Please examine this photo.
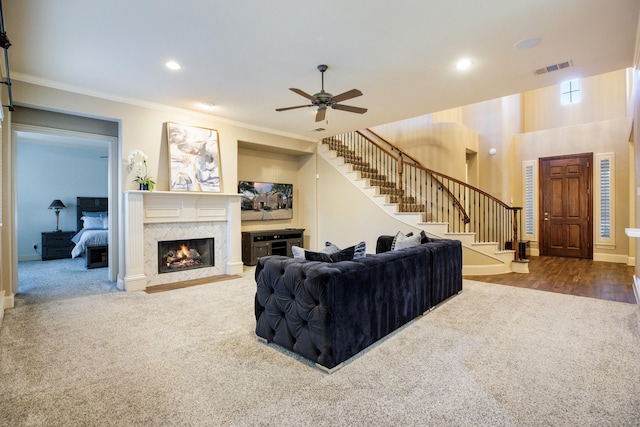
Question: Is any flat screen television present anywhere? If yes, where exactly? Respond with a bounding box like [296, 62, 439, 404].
[239, 180, 293, 221]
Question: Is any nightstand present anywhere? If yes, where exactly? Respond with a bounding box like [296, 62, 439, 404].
[41, 231, 75, 261]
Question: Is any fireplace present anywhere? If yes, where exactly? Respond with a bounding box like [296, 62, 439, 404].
[158, 238, 214, 274]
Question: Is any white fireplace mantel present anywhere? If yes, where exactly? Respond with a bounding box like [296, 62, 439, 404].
[122, 191, 243, 291]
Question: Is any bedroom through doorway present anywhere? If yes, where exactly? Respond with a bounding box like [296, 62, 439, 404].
[12, 107, 120, 302]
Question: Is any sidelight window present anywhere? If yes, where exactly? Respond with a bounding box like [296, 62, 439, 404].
[595, 153, 615, 247]
[522, 160, 537, 240]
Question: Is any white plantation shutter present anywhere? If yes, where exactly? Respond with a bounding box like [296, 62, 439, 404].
[524, 164, 534, 235]
[596, 153, 615, 247]
[599, 159, 610, 238]
[522, 160, 537, 239]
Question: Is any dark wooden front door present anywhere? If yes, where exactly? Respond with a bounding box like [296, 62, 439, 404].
[539, 153, 592, 259]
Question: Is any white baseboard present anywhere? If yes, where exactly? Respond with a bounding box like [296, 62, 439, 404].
[3, 291, 14, 309]
[0, 290, 4, 329]
[462, 264, 511, 275]
[634, 276, 640, 308]
[18, 254, 41, 262]
[593, 253, 629, 264]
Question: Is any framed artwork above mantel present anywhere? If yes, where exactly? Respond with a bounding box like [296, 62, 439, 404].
[166, 122, 222, 192]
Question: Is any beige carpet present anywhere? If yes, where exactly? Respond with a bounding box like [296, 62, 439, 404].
[1, 267, 640, 426]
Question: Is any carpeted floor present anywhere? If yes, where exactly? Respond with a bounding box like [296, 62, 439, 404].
[1, 264, 640, 426]
[14, 258, 118, 306]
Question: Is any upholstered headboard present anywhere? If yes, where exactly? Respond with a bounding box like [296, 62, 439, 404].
[76, 197, 108, 231]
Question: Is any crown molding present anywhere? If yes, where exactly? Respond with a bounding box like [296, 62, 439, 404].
[11, 72, 317, 143]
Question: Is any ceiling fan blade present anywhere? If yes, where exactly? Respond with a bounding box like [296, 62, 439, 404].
[331, 89, 362, 103]
[289, 88, 315, 101]
[315, 107, 327, 122]
[275, 104, 312, 112]
[332, 104, 368, 114]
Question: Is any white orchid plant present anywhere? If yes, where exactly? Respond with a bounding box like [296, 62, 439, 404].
[127, 149, 155, 190]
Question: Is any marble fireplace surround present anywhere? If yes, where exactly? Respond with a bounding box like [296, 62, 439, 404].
[122, 191, 243, 291]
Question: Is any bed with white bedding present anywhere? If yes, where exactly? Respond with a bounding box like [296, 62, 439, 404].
[71, 197, 108, 262]
[71, 228, 108, 258]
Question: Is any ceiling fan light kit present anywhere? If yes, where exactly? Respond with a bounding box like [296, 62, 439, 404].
[276, 64, 367, 122]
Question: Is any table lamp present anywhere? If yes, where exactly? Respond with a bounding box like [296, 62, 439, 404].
[48, 199, 66, 232]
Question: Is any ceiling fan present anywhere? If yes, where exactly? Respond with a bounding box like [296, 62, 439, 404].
[276, 64, 367, 122]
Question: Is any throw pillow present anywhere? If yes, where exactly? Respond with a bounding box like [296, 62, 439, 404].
[390, 231, 408, 250]
[391, 231, 421, 250]
[304, 250, 333, 262]
[322, 242, 341, 254]
[325, 241, 366, 259]
[82, 211, 107, 218]
[305, 245, 355, 262]
[291, 245, 305, 259]
[394, 233, 421, 250]
[353, 241, 366, 259]
[82, 216, 105, 230]
[328, 241, 367, 259]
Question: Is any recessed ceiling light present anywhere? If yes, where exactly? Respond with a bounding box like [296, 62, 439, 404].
[198, 102, 216, 110]
[456, 58, 473, 70]
[514, 37, 542, 50]
[165, 61, 181, 70]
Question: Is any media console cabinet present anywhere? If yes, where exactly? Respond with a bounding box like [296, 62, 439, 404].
[241, 228, 304, 266]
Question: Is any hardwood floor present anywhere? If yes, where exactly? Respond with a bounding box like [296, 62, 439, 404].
[464, 256, 637, 304]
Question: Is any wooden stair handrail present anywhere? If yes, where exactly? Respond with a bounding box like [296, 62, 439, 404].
[361, 128, 517, 213]
[324, 132, 521, 251]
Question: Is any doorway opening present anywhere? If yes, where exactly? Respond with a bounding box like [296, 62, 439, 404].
[12, 108, 120, 303]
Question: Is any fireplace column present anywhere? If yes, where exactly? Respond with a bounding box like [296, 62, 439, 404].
[123, 192, 146, 291]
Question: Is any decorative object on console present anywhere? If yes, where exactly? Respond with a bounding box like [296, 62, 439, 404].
[166, 122, 221, 192]
[239, 181, 293, 221]
[48, 199, 66, 232]
[127, 149, 155, 191]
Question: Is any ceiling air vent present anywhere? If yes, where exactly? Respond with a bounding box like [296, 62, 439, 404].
[314, 127, 326, 132]
[534, 60, 572, 75]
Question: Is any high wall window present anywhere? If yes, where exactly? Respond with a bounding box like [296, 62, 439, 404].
[595, 153, 615, 247]
[561, 79, 581, 105]
[522, 160, 537, 240]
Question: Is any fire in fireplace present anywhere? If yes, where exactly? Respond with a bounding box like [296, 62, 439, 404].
[158, 238, 214, 274]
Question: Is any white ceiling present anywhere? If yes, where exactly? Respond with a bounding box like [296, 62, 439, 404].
[4, 1, 640, 141]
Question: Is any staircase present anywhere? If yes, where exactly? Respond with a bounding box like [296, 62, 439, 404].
[320, 131, 528, 275]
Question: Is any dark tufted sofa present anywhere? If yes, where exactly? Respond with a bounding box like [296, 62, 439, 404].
[254, 237, 463, 370]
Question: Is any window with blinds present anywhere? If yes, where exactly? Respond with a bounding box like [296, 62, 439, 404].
[599, 159, 610, 238]
[522, 160, 536, 239]
[596, 153, 615, 247]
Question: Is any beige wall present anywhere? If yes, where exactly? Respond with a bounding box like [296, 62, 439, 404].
[511, 70, 632, 261]
[511, 118, 631, 259]
[355, 69, 633, 263]
[370, 119, 477, 182]
[462, 95, 523, 201]
[1, 80, 315, 305]
[523, 70, 627, 133]
[316, 154, 420, 253]
[237, 147, 316, 246]
[2, 68, 636, 305]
